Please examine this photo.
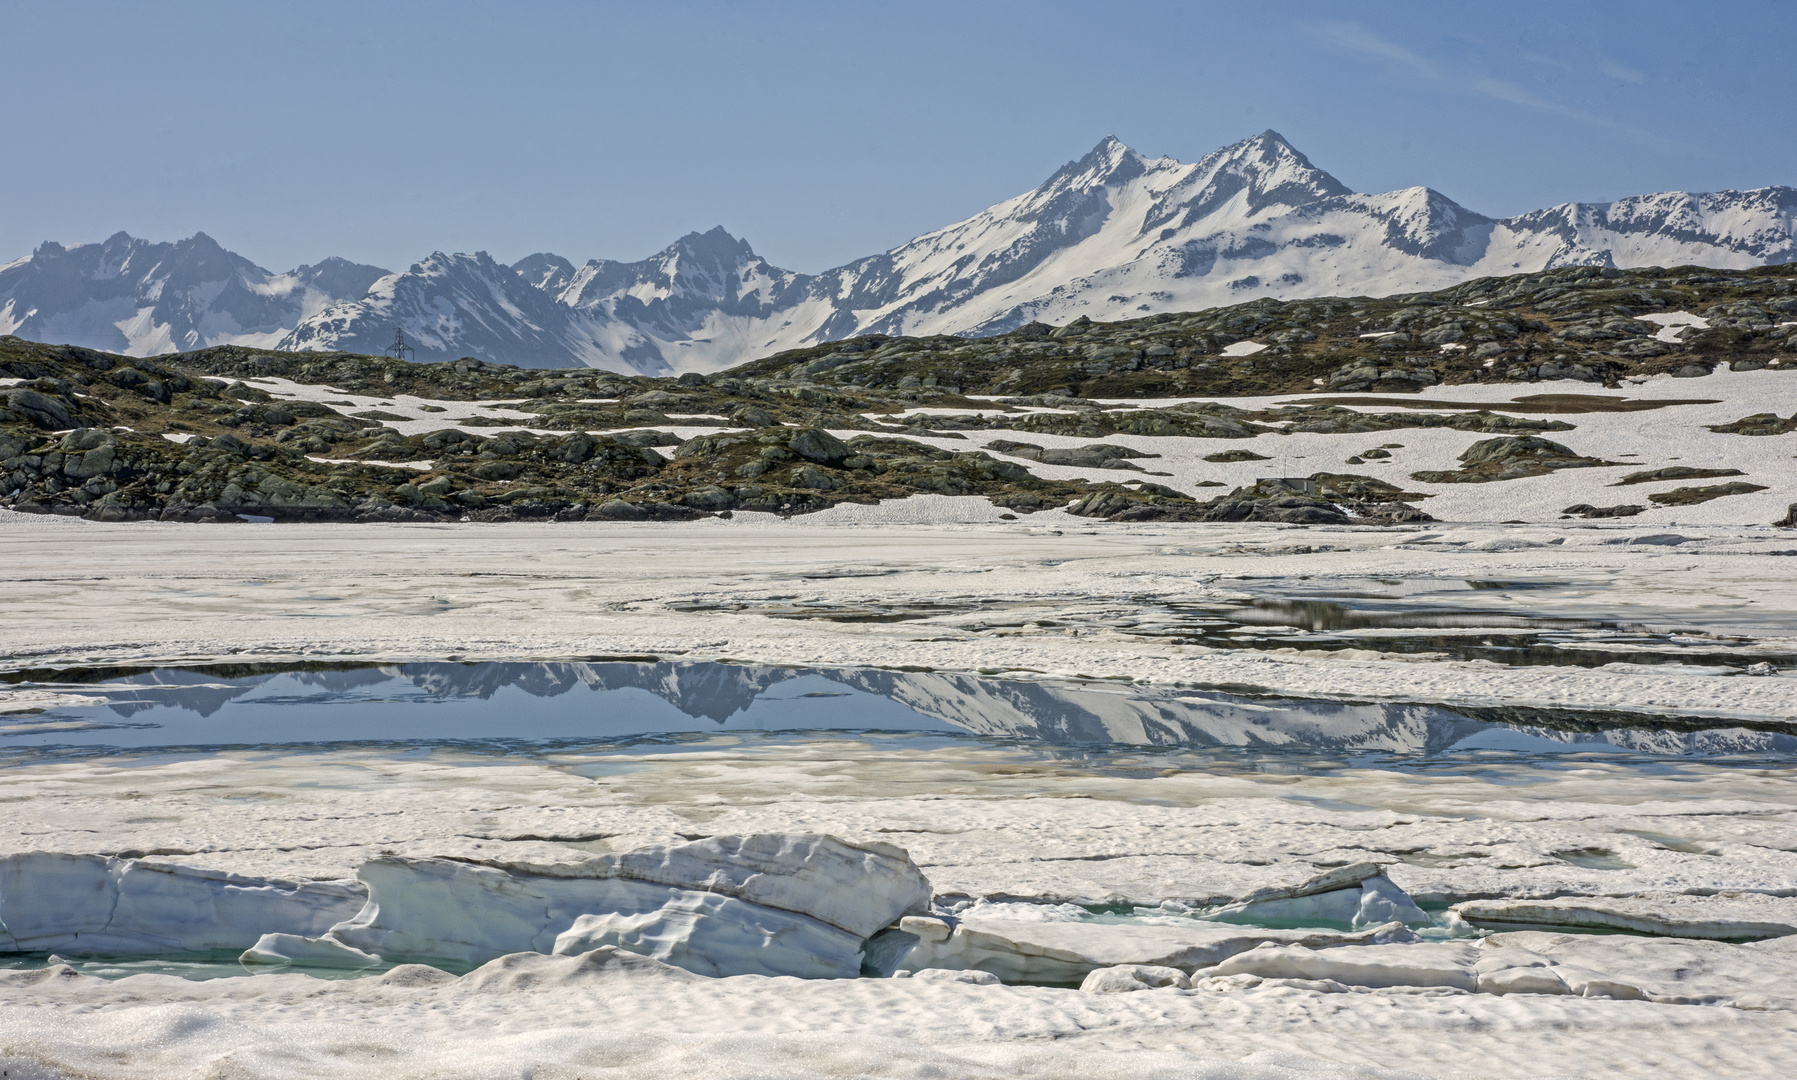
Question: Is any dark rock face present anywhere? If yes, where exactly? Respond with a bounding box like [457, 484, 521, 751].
[785, 428, 852, 466]
[0, 388, 74, 429]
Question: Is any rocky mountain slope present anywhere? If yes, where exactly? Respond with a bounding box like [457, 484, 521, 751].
[4, 134, 1793, 374]
[3, 261, 1794, 527]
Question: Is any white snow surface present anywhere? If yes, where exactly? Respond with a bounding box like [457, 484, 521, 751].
[1636, 311, 1713, 343]
[10, 942, 1796, 1080]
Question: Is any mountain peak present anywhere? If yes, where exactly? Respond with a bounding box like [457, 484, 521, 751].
[1086, 134, 1140, 171]
[513, 252, 579, 294]
[1140, 129, 1352, 227]
[1037, 135, 1147, 198]
[1210, 130, 1345, 191]
[667, 226, 755, 262]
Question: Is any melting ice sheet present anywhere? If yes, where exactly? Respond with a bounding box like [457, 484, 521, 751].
[4, 659, 1795, 756]
[6, 662, 1797, 1080]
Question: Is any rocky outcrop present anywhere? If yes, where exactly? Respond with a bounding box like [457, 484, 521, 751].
[1708, 412, 1797, 436]
[1563, 503, 1646, 518]
[1067, 474, 1433, 525]
[5, 256, 1795, 525]
[1612, 465, 1746, 485]
[1410, 436, 1618, 483]
[1647, 482, 1769, 506]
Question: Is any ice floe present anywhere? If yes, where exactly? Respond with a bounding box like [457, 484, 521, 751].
[1207, 862, 1432, 928]
[895, 915, 1419, 984]
[1449, 892, 1797, 940]
[6, 495, 1797, 1077]
[245, 834, 930, 977]
[0, 853, 364, 954]
[1203, 931, 1797, 1009]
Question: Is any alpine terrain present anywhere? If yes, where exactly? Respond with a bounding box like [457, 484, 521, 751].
[4, 131, 1794, 374]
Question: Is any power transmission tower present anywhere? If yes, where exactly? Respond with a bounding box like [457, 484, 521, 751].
[384, 328, 415, 362]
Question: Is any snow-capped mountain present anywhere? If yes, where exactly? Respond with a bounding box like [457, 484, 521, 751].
[5, 131, 1794, 373]
[517, 227, 816, 374]
[0, 231, 386, 356]
[280, 250, 600, 371]
[804, 131, 1796, 338]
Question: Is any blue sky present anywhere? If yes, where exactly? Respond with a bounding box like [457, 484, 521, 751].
[5, 0, 1792, 274]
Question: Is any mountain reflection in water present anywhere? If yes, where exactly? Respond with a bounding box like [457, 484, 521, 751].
[3, 661, 1793, 758]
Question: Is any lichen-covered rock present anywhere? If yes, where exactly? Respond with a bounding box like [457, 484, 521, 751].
[1068, 473, 1432, 525]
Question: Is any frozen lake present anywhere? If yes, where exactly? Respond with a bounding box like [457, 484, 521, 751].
[4, 515, 1797, 1078]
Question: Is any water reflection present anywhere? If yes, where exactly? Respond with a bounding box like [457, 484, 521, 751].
[3, 661, 1793, 758]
